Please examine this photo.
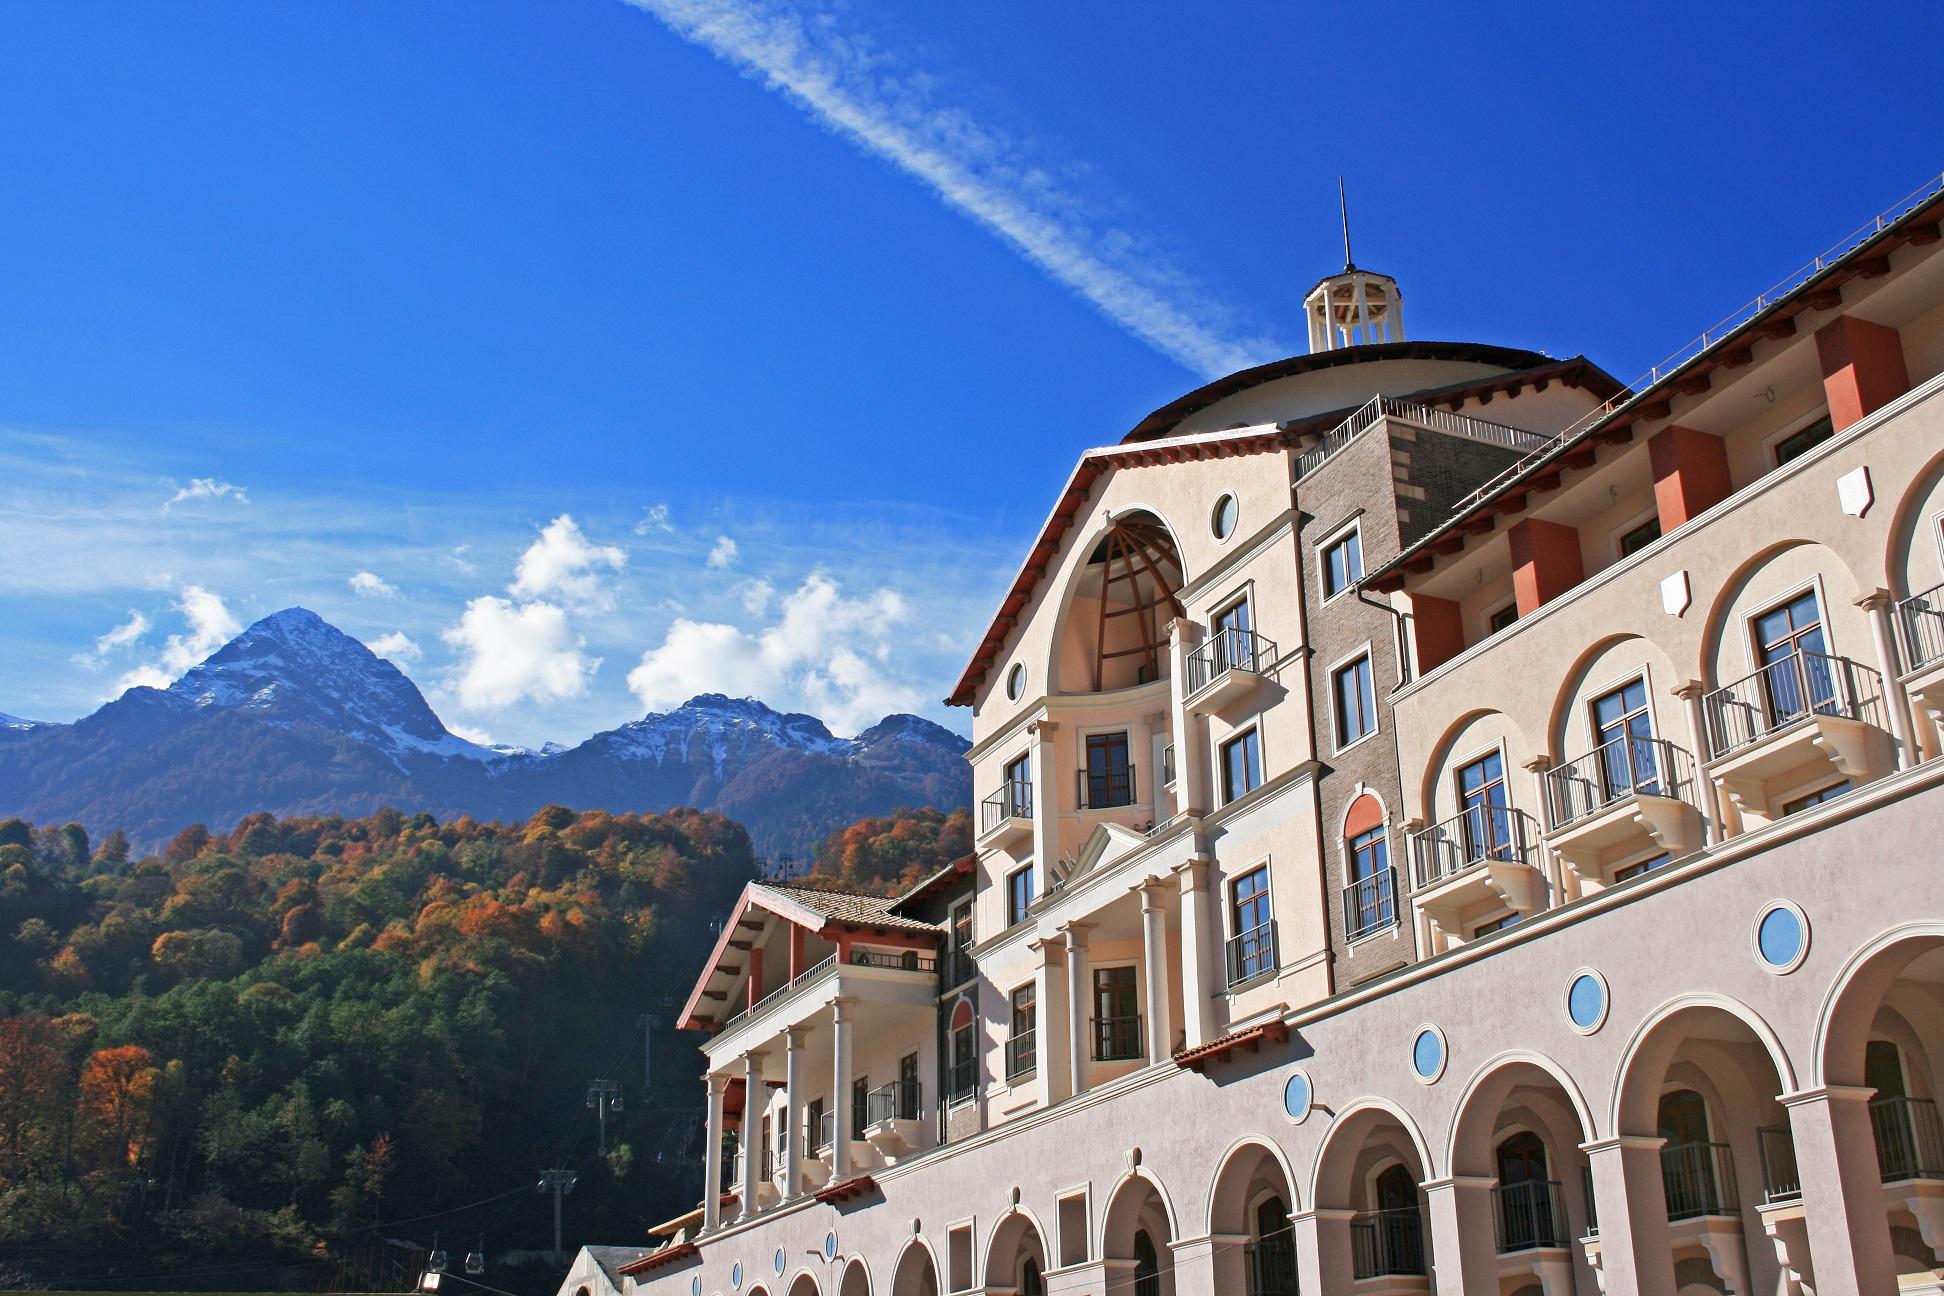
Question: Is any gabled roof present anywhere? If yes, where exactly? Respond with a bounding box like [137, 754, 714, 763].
[889, 853, 976, 915]
[585, 1246, 654, 1287]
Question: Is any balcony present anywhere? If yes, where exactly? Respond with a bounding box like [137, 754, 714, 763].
[1244, 1238, 1299, 1296]
[1078, 763, 1138, 811]
[1186, 627, 1278, 716]
[1093, 1014, 1144, 1062]
[1342, 868, 1398, 941]
[978, 781, 1033, 849]
[1661, 1139, 1738, 1220]
[1900, 581, 1944, 753]
[1703, 652, 1894, 824]
[1544, 737, 1705, 890]
[1349, 1207, 1426, 1284]
[861, 1080, 924, 1156]
[1495, 1180, 1570, 1253]
[1225, 920, 1277, 986]
[1410, 805, 1545, 941]
[710, 948, 938, 1059]
[1004, 1029, 1037, 1082]
[946, 1057, 977, 1107]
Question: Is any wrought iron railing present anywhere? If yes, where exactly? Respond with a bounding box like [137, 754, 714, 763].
[1343, 868, 1397, 940]
[1495, 1180, 1569, 1253]
[1757, 1123, 1801, 1202]
[1005, 1029, 1037, 1081]
[1093, 1014, 1144, 1062]
[848, 949, 936, 973]
[1547, 736, 1695, 828]
[863, 1080, 922, 1127]
[981, 782, 1033, 836]
[1871, 1095, 1944, 1182]
[1900, 581, 1944, 673]
[1187, 627, 1278, 695]
[946, 1057, 977, 1105]
[1226, 920, 1277, 985]
[1349, 1207, 1425, 1278]
[816, 1111, 836, 1155]
[1703, 651, 1882, 759]
[1078, 763, 1138, 810]
[1412, 804, 1536, 890]
[763, 1129, 788, 1181]
[1661, 1139, 1738, 1219]
[1243, 1237, 1299, 1296]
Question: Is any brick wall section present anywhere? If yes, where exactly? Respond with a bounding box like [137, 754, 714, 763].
[1390, 426, 1528, 548]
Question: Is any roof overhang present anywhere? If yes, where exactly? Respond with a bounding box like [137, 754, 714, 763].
[618, 1243, 699, 1277]
[1172, 1019, 1290, 1072]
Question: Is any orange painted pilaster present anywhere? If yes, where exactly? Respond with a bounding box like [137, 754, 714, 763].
[1508, 518, 1584, 616]
[788, 925, 805, 980]
[1411, 595, 1465, 675]
[746, 945, 764, 1010]
[1647, 425, 1732, 530]
[1816, 315, 1909, 431]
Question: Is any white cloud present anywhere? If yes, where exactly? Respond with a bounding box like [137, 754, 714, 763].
[623, 0, 1282, 379]
[163, 477, 249, 512]
[442, 596, 599, 710]
[735, 577, 776, 616]
[627, 571, 920, 734]
[112, 585, 240, 693]
[445, 721, 500, 747]
[348, 570, 400, 599]
[72, 610, 151, 668]
[634, 503, 674, 535]
[366, 631, 422, 663]
[509, 514, 627, 611]
[445, 545, 477, 575]
[706, 535, 739, 569]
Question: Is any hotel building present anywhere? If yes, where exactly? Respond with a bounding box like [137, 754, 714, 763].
[609, 180, 1944, 1296]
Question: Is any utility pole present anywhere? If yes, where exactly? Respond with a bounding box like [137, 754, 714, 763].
[638, 1014, 652, 1088]
[585, 1080, 622, 1155]
[536, 1169, 577, 1262]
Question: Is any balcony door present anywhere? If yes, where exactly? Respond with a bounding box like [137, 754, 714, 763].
[1003, 752, 1032, 818]
[1085, 731, 1133, 809]
[1212, 596, 1253, 673]
[1456, 751, 1511, 861]
[1657, 1089, 1723, 1217]
[1754, 591, 1835, 723]
[1495, 1131, 1553, 1251]
[1591, 678, 1658, 801]
[1093, 965, 1141, 1060]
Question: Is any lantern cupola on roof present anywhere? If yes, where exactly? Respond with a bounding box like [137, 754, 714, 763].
[1305, 178, 1404, 352]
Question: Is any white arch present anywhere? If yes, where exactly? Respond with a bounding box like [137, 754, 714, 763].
[1810, 920, 1944, 1087]
[980, 1202, 1052, 1291]
[1098, 1165, 1182, 1259]
[888, 1235, 940, 1296]
[1608, 992, 1799, 1133]
[1307, 1096, 1438, 1209]
[1445, 1048, 1600, 1158]
[838, 1255, 873, 1296]
[785, 1269, 822, 1296]
[1202, 1133, 1303, 1236]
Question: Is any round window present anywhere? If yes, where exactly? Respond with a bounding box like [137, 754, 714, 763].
[1411, 1025, 1447, 1083]
[1006, 662, 1026, 702]
[1212, 493, 1239, 541]
[823, 1232, 839, 1262]
[1566, 969, 1608, 1034]
[731, 1263, 742, 1291]
[1281, 1068, 1313, 1123]
[774, 1249, 786, 1276]
[1754, 901, 1810, 973]
[691, 1280, 701, 1296]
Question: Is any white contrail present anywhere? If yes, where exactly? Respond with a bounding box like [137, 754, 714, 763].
[622, 0, 1285, 378]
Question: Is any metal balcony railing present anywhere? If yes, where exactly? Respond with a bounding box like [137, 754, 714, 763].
[848, 949, 936, 973]
[723, 1150, 741, 1194]
[1162, 743, 1176, 787]
[816, 1111, 836, 1155]
[763, 1130, 788, 1181]
[1661, 1140, 1738, 1219]
[1342, 868, 1397, 940]
[1093, 1014, 1144, 1062]
[1495, 1180, 1570, 1253]
[1348, 1207, 1425, 1278]
[1757, 1124, 1801, 1203]
[946, 1057, 977, 1106]
[864, 1080, 922, 1127]
[1412, 804, 1536, 890]
[1547, 736, 1695, 828]
[1871, 1095, 1944, 1182]
[1226, 920, 1277, 985]
[716, 953, 838, 1034]
[980, 782, 1033, 836]
[941, 947, 976, 990]
[1078, 763, 1138, 810]
[1703, 651, 1883, 759]
[1004, 1030, 1037, 1081]
[1243, 1238, 1299, 1296]
[1900, 581, 1944, 673]
[1581, 1165, 1598, 1237]
[1187, 627, 1278, 695]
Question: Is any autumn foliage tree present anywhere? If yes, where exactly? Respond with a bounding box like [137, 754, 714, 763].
[808, 805, 972, 893]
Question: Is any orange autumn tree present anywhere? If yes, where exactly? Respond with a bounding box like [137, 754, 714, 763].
[76, 1044, 158, 1174]
[0, 1015, 68, 1182]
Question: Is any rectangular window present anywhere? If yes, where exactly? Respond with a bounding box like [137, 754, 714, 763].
[1006, 864, 1036, 927]
[1774, 414, 1834, 466]
[1612, 851, 1670, 883]
[1221, 727, 1263, 803]
[1006, 983, 1037, 1079]
[1345, 825, 1394, 939]
[852, 1076, 869, 1134]
[1754, 590, 1834, 722]
[1210, 595, 1254, 674]
[1082, 731, 1134, 808]
[1618, 516, 1662, 557]
[1488, 602, 1519, 634]
[1228, 865, 1273, 983]
[1472, 912, 1519, 938]
[1092, 966, 1141, 1061]
[948, 1021, 976, 1103]
[1781, 781, 1850, 815]
[1456, 751, 1512, 861]
[1003, 751, 1032, 817]
[1322, 527, 1364, 599]
[949, 898, 974, 978]
[807, 1097, 827, 1153]
[1591, 677, 1659, 799]
[1333, 653, 1376, 748]
[898, 1052, 920, 1119]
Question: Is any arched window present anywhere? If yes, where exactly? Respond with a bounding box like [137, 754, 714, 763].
[1080, 515, 1183, 692]
[1131, 1230, 1160, 1296]
[1495, 1131, 1548, 1184]
[1657, 1089, 1724, 1217]
[1343, 793, 1392, 938]
[947, 997, 977, 1103]
[1494, 1132, 1555, 1252]
[1019, 1257, 1044, 1296]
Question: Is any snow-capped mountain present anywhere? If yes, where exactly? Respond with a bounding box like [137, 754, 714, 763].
[0, 608, 970, 856]
[0, 712, 47, 733]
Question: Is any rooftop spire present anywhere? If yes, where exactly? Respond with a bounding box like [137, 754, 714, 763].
[1338, 175, 1355, 271]
[1305, 179, 1402, 352]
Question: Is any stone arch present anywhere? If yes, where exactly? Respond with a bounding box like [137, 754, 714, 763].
[1100, 1167, 1178, 1293]
[1882, 440, 1944, 598]
[838, 1257, 871, 1296]
[1308, 1097, 1437, 1211]
[786, 1272, 820, 1296]
[1206, 1136, 1300, 1296]
[1205, 1135, 1302, 1233]
[1543, 632, 1692, 763]
[889, 1238, 939, 1296]
[1611, 992, 1799, 1134]
[982, 1205, 1050, 1295]
[1815, 923, 1944, 1088]
[1695, 538, 1869, 689]
[1447, 1049, 1599, 1173]
[1046, 506, 1186, 695]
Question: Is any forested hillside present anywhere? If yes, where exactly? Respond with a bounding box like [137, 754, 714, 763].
[0, 807, 755, 1292]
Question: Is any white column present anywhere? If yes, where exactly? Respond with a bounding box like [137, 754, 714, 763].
[738, 1052, 762, 1220]
[1521, 754, 1562, 906]
[830, 999, 852, 1179]
[1859, 590, 1917, 768]
[1063, 922, 1091, 1097]
[782, 1027, 804, 1198]
[1137, 881, 1173, 1064]
[1672, 679, 1726, 843]
[1422, 1177, 1500, 1296]
[1167, 619, 1205, 816]
[1031, 934, 1071, 1104]
[1784, 1085, 1898, 1296]
[702, 1073, 726, 1231]
[1173, 857, 1216, 1049]
[1291, 1209, 1354, 1293]
[1146, 710, 1171, 827]
[1581, 1135, 1676, 1296]
[1030, 719, 1060, 884]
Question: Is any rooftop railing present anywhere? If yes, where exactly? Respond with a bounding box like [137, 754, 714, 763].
[1186, 627, 1278, 695]
[1412, 804, 1536, 891]
[1293, 395, 1553, 480]
[1899, 581, 1944, 674]
[1348, 1207, 1425, 1279]
[1702, 651, 1883, 759]
[1495, 1180, 1570, 1253]
[1547, 735, 1695, 828]
[715, 946, 933, 1034]
[980, 781, 1033, 837]
[1342, 868, 1397, 941]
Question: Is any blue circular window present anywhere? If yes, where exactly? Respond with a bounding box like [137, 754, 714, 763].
[774, 1249, 786, 1276]
[1756, 902, 1809, 973]
[731, 1263, 742, 1291]
[1282, 1068, 1313, 1123]
[824, 1232, 839, 1261]
[1412, 1026, 1446, 1083]
[1567, 970, 1608, 1034]
[691, 1280, 701, 1296]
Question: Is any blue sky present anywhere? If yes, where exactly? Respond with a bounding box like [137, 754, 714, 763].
[1, 0, 1937, 745]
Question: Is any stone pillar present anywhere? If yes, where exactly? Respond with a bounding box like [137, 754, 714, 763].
[1522, 754, 1562, 904]
[1509, 518, 1585, 616]
[782, 1027, 804, 1198]
[1167, 618, 1205, 816]
[1423, 1176, 1500, 1296]
[1672, 679, 1726, 843]
[1168, 1235, 1219, 1296]
[1030, 933, 1071, 1104]
[1581, 1135, 1677, 1296]
[1411, 595, 1465, 675]
[1784, 1086, 1898, 1296]
[1030, 719, 1060, 880]
[1858, 590, 1917, 768]
[1291, 1209, 1354, 1293]
[738, 1052, 763, 1220]
[1816, 315, 1909, 431]
[702, 1073, 726, 1231]
[1063, 923, 1091, 1096]
[830, 999, 853, 1179]
[1173, 857, 1217, 1049]
[1137, 881, 1173, 1064]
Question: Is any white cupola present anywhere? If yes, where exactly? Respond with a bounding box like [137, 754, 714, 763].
[1304, 179, 1404, 352]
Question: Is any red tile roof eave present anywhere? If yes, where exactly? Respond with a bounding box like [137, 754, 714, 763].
[618, 1242, 700, 1277]
[1172, 1020, 1290, 1071]
[814, 1173, 879, 1204]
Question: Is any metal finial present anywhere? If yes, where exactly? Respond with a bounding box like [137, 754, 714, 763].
[1338, 176, 1355, 271]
